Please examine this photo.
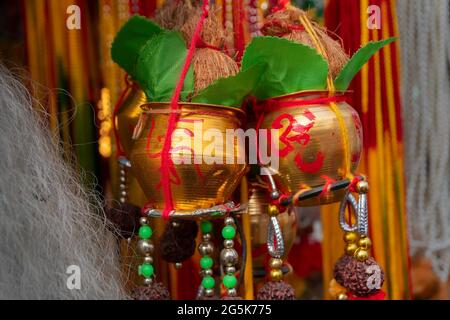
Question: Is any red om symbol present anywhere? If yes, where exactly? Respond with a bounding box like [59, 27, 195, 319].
[271, 110, 324, 174]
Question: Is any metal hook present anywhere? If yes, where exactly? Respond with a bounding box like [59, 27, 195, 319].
[267, 216, 285, 259]
[339, 191, 359, 232]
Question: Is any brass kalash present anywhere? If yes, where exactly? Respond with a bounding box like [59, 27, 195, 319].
[116, 83, 147, 207]
[258, 91, 362, 206]
[130, 102, 247, 213]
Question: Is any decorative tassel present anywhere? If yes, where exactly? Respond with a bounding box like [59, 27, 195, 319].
[220, 216, 242, 299]
[340, 256, 385, 297]
[135, 216, 170, 300]
[198, 220, 216, 299]
[256, 281, 296, 300]
[105, 202, 141, 239]
[332, 181, 386, 299]
[257, 204, 295, 300]
[130, 283, 171, 300]
[159, 220, 198, 264]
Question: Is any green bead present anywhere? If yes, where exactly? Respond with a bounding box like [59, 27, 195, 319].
[222, 225, 236, 239]
[200, 256, 213, 269]
[139, 225, 153, 239]
[138, 263, 154, 278]
[201, 221, 213, 234]
[223, 274, 237, 289]
[201, 276, 215, 289]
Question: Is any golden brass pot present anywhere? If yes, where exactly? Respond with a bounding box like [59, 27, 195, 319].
[115, 84, 148, 207]
[259, 91, 362, 206]
[130, 102, 247, 211]
[248, 188, 297, 270]
[116, 84, 147, 156]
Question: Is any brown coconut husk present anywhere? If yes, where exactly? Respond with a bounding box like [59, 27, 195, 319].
[262, 7, 348, 78]
[180, 6, 239, 94]
[190, 48, 239, 93]
[153, 0, 198, 30]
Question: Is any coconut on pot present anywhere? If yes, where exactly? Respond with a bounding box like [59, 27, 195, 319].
[261, 6, 348, 78]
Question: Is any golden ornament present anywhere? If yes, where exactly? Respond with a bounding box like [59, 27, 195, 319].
[130, 102, 246, 212]
[345, 243, 358, 256]
[269, 258, 283, 270]
[269, 269, 283, 282]
[355, 248, 369, 261]
[258, 91, 362, 206]
[344, 231, 358, 244]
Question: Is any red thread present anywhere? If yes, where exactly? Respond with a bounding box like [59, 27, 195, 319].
[271, 0, 291, 13]
[141, 202, 154, 217]
[196, 38, 221, 51]
[347, 290, 386, 300]
[319, 175, 336, 197]
[232, 0, 246, 61]
[260, 20, 305, 36]
[112, 76, 134, 158]
[159, 0, 209, 220]
[348, 175, 362, 193]
[255, 95, 347, 116]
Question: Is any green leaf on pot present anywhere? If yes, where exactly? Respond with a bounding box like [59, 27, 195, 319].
[191, 63, 267, 107]
[111, 15, 163, 78]
[334, 37, 396, 91]
[241, 37, 329, 100]
[136, 31, 194, 102]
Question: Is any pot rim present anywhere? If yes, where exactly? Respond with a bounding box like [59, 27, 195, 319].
[263, 89, 353, 101]
[140, 101, 246, 118]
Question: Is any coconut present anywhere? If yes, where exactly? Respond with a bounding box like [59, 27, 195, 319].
[262, 6, 348, 79]
[180, 6, 239, 94]
[153, 0, 198, 31]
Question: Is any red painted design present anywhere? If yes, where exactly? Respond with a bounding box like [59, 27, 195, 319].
[294, 151, 325, 174]
[271, 110, 324, 173]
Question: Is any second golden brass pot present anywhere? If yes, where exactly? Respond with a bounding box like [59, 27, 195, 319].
[116, 84, 148, 156]
[130, 102, 247, 211]
[115, 84, 148, 207]
[259, 91, 363, 206]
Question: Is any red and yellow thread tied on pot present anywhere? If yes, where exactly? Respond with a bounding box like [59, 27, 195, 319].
[160, 0, 210, 219]
[298, 13, 353, 181]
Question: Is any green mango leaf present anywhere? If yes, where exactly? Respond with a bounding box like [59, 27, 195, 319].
[241, 37, 329, 100]
[111, 15, 163, 78]
[135, 31, 194, 102]
[191, 63, 267, 107]
[334, 37, 396, 91]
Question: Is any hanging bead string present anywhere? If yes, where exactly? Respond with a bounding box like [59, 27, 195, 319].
[198, 220, 215, 298]
[338, 190, 358, 233]
[266, 204, 285, 282]
[337, 180, 372, 262]
[137, 216, 155, 286]
[118, 156, 131, 204]
[354, 180, 371, 262]
[220, 216, 239, 297]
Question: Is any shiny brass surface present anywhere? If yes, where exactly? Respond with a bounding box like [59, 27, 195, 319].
[259, 92, 362, 206]
[130, 102, 247, 211]
[116, 85, 148, 207]
[116, 85, 147, 156]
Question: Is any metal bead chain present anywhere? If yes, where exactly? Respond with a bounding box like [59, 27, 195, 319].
[338, 191, 358, 232]
[137, 216, 155, 286]
[220, 216, 239, 297]
[118, 156, 131, 204]
[266, 205, 285, 281]
[199, 221, 215, 298]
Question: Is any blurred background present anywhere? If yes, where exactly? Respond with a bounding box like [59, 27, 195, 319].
[0, 0, 448, 299]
